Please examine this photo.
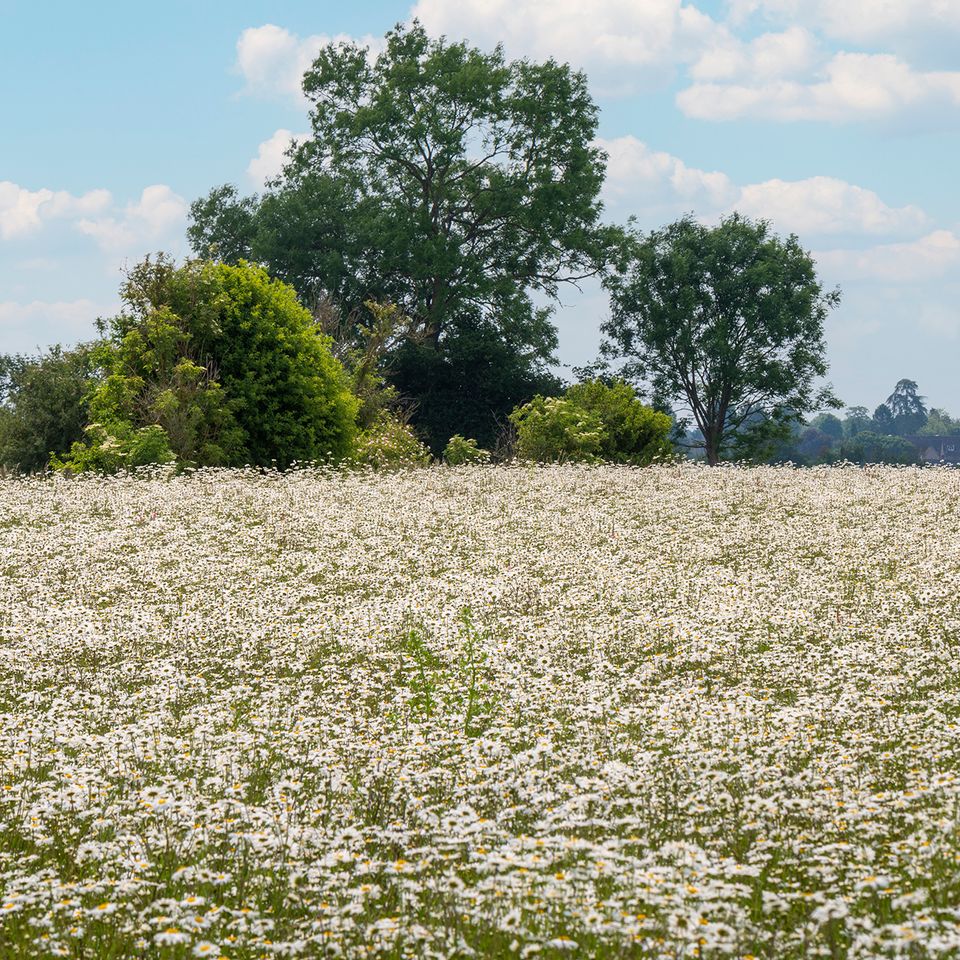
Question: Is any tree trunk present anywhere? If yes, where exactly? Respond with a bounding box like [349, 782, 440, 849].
[704, 430, 720, 466]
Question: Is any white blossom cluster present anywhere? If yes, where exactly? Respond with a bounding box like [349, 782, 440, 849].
[1, 464, 960, 959]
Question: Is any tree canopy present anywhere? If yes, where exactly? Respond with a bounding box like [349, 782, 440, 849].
[602, 214, 840, 465]
[883, 379, 928, 435]
[0, 345, 98, 472]
[188, 21, 621, 449]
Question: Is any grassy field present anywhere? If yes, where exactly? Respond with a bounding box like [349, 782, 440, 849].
[2, 464, 960, 959]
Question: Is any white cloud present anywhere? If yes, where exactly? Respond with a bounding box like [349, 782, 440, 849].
[735, 177, 928, 236]
[76, 185, 187, 254]
[247, 129, 308, 186]
[599, 136, 736, 219]
[816, 230, 960, 284]
[0, 182, 111, 240]
[236, 24, 382, 102]
[691, 26, 819, 82]
[728, 0, 960, 49]
[600, 136, 927, 239]
[411, 0, 722, 92]
[678, 51, 960, 122]
[0, 299, 111, 351]
[0, 181, 185, 258]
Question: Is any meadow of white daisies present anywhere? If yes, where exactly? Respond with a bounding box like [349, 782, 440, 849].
[2, 464, 960, 959]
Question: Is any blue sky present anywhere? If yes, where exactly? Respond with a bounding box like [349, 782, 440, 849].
[2, 0, 960, 413]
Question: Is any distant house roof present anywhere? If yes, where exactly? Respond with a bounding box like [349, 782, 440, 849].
[906, 436, 960, 463]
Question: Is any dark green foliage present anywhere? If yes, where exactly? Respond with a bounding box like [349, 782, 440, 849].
[187, 185, 258, 264]
[810, 413, 843, 440]
[886, 379, 926, 419]
[843, 406, 872, 438]
[250, 176, 359, 314]
[838, 431, 920, 465]
[60, 257, 357, 470]
[920, 408, 960, 436]
[565, 380, 673, 465]
[796, 427, 835, 463]
[872, 403, 895, 434]
[387, 318, 562, 452]
[884, 379, 927, 435]
[603, 214, 840, 465]
[0, 345, 99, 472]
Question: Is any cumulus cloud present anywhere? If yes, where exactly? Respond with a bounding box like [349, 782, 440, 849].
[599, 136, 736, 219]
[735, 177, 928, 236]
[690, 25, 819, 82]
[247, 129, 308, 186]
[600, 136, 927, 239]
[0, 299, 111, 351]
[0, 182, 111, 240]
[816, 230, 960, 284]
[678, 51, 960, 123]
[236, 24, 382, 102]
[0, 180, 185, 257]
[728, 0, 960, 49]
[411, 0, 722, 92]
[76, 185, 188, 253]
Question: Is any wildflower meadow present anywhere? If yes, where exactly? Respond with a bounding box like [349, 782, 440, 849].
[2, 464, 960, 959]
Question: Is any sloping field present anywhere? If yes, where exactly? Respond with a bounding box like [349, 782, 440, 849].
[2, 464, 960, 959]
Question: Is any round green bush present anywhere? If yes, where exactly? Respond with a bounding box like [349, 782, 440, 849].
[509, 396, 606, 463]
[65, 257, 358, 470]
[565, 380, 673, 465]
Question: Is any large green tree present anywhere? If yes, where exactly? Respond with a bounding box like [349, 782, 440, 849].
[189, 21, 619, 446]
[603, 214, 840, 465]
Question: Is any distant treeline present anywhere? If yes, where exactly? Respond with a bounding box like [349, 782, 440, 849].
[731, 379, 956, 465]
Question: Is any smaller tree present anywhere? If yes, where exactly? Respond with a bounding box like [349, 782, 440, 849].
[843, 406, 872, 437]
[796, 427, 835, 463]
[603, 214, 840, 465]
[351, 412, 431, 469]
[0, 345, 99, 472]
[187, 185, 258, 264]
[443, 435, 490, 466]
[509, 396, 606, 463]
[509, 382, 672, 464]
[51, 422, 174, 474]
[565, 380, 672, 465]
[885, 379, 927, 435]
[920, 408, 960, 436]
[872, 403, 895, 435]
[65, 256, 358, 470]
[810, 413, 843, 441]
